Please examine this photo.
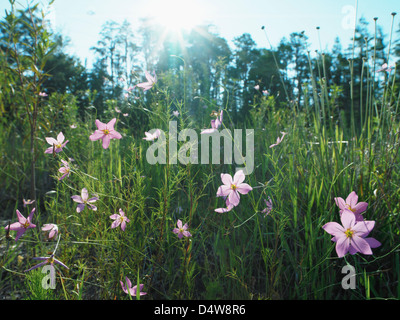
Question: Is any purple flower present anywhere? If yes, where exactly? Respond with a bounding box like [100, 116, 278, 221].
[269, 132, 287, 148]
[23, 199, 35, 207]
[44, 132, 69, 154]
[136, 71, 157, 91]
[143, 129, 161, 141]
[322, 209, 381, 258]
[5, 208, 36, 242]
[71, 188, 99, 213]
[58, 159, 70, 181]
[334, 191, 368, 221]
[201, 110, 223, 134]
[42, 223, 59, 240]
[89, 118, 122, 149]
[172, 219, 192, 239]
[25, 254, 69, 272]
[216, 170, 253, 207]
[110, 209, 130, 231]
[120, 276, 147, 297]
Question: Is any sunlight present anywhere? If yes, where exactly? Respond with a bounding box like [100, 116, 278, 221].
[146, 0, 205, 32]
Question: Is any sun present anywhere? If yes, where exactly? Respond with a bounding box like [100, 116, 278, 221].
[146, 0, 205, 32]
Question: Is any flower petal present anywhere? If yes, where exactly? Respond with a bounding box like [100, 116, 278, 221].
[236, 183, 252, 195]
[228, 190, 240, 207]
[233, 170, 245, 185]
[221, 173, 233, 186]
[322, 222, 345, 237]
[335, 235, 350, 258]
[351, 235, 372, 255]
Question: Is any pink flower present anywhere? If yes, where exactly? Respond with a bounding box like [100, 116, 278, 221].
[254, 85, 260, 90]
[120, 276, 147, 297]
[110, 208, 130, 231]
[5, 208, 36, 242]
[262, 90, 269, 96]
[216, 170, 252, 207]
[39, 92, 48, 97]
[25, 253, 68, 272]
[89, 118, 122, 149]
[136, 71, 157, 91]
[322, 209, 381, 258]
[44, 132, 69, 154]
[334, 191, 368, 221]
[23, 199, 35, 207]
[200, 110, 223, 134]
[172, 219, 192, 239]
[71, 188, 99, 213]
[173, 111, 180, 117]
[215, 197, 235, 213]
[42, 223, 59, 240]
[377, 63, 393, 72]
[143, 129, 161, 141]
[269, 132, 287, 148]
[58, 159, 70, 181]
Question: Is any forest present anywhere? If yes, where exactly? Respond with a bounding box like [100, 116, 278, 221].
[1, 1, 400, 301]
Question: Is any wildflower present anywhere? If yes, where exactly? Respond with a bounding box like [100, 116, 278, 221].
[115, 107, 121, 113]
[334, 191, 368, 221]
[42, 223, 59, 240]
[123, 113, 128, 117]
[58, 159, 70, 181]
[215, 197, 235, 213]
[262, 197, 273, 217]
[39, 92, 48, 97]
[377, 63, 393, 72]
[110, 208, 130, 231]
[71, 188, 99, 213]
[200, 110, 223, 134]
[70, 124, 77, 129]
[120, 276, 147, 297]
[173, 110, 180, 117]
[5, 208, 36, 242]
[254, 85, 260, 90]
[322, 209, 381, 258]
[89, 118, 122, 149]
[143, 129, 161, 141]
[23, 199, 35, 207]
[25, 253, 69, 272]
[172, 219, 192, 239]
[262, 90, 269, 96]
[136, 71, 157, 91]
[216, 170, 253, 207]
[269, 131, 287, 148]
[44, 132, 69, 154]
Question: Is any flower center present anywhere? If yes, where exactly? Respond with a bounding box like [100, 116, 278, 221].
[344, 228, 354, 238]
[55, 143, 62, 149]
[23, 221, 30, 229]
[231, 184, 237, 190]
[346, 204, 356, 213]
[103, 129, 110, 135]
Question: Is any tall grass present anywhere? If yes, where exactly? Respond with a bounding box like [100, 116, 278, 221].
[1, 10, 400, 300]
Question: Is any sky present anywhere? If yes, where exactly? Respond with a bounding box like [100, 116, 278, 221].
[1, 0, 399, 69]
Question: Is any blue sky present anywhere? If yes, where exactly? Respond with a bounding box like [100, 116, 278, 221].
[1, 0, 399, 68]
